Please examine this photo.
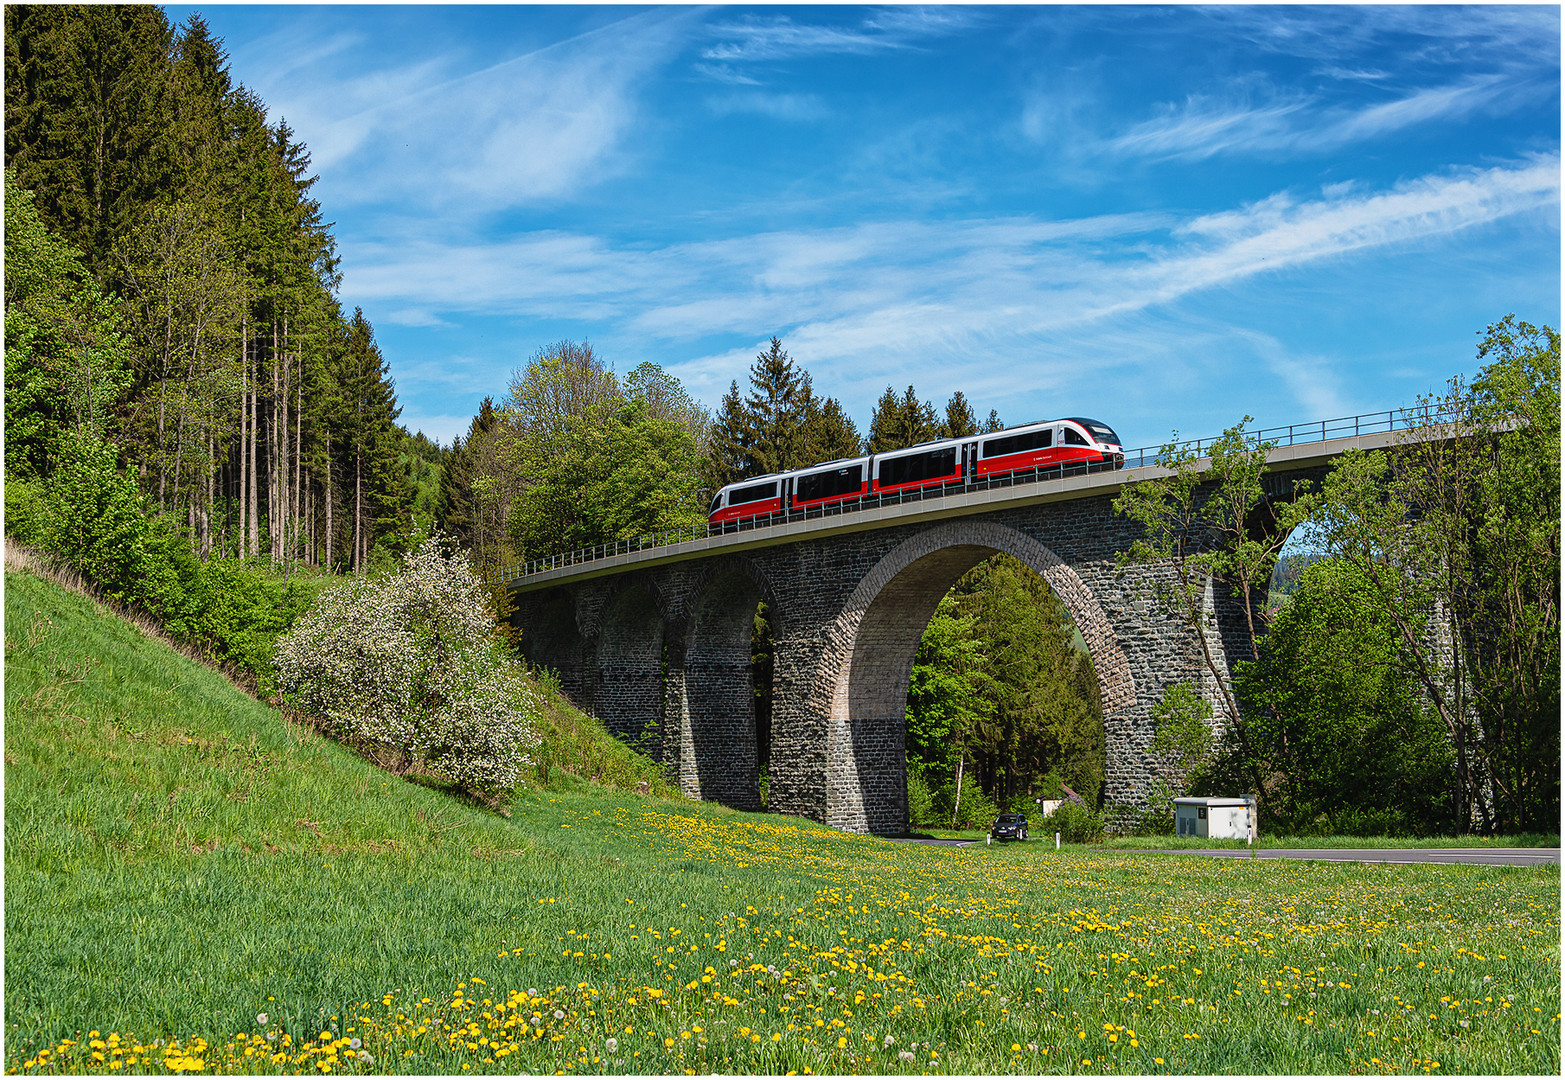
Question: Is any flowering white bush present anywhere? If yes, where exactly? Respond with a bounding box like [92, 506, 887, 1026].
[274, 535, 539, 794]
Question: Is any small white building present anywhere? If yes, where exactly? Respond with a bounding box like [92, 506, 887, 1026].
[1174, 796, 1256, 840]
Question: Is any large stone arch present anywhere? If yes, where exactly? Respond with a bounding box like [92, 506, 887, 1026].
[596, 582, 666, 753]
[676, 558, 779, 810]
[823, 521, 1134, 834]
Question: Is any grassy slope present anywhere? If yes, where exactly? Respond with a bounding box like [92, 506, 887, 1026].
[5, 567, 1560, 1075]
[4, 567, 686, 1043]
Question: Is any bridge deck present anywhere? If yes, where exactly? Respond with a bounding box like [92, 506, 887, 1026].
[505, 425, 1413, 593]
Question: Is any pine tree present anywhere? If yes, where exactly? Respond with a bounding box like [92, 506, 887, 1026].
[5, 4, 178, 276]
[940, 391, 978, 439]
[867, 384, 938, 452]
[707, 379, 752, 491]
[801, 395, 864, 463]
[743, 337, 814, 476]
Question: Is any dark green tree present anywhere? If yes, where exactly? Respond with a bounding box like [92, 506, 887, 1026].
[867, 384, 939, 452]
[801, 394, 865, 464]
[939, 391, 979, 439]
[5, 4, 177, 275]
[1235, 558, 1454, 835]
[742, 337, 815, 476]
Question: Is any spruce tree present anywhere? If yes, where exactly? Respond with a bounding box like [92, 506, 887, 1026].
[940, 391, 979, 439]
[867, 384, 939, 452]
[743, 337, 813, 475]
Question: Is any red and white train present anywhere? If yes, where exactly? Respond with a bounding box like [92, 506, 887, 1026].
[708, 416, 1125, 526]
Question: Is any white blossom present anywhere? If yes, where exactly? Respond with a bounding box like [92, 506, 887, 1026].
[274, 534, 540, 793]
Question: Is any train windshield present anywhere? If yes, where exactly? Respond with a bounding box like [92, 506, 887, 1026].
[1068, 418, 1122, 447]
[709, 493, 724, 515]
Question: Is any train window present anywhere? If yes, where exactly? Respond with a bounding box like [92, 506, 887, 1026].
[796, 464, 863, 503]
[1083, 423, 1121, 445]
[878, 446, 957, 487]
[1063, 428, 1089, 446]
[730, 480, 779, 505]
[709, 493, 724, 515]
[981, 427, 1052, 458]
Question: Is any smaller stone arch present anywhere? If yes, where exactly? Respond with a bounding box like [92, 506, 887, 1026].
[824, 521, 1135, 834]
[676, 558, 780, 811]
[596, 582, 667, 753]
[515, 591, 587, 703]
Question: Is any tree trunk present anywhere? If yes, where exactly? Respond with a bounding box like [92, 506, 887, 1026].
[325, 442, 333, 571]
[247, 331, 259, 560]
[951, 752, 966, 829]
[353, 446, 363, 573]
[292, 342, 303, 570]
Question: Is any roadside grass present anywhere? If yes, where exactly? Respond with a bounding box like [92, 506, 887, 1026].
[5, 567, 1560, 1075]
[1103, 835, 1561, 851]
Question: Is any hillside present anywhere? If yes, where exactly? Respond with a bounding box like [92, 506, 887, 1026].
[5, 563, 1559, 1076]
[3, 561, 687, 1047]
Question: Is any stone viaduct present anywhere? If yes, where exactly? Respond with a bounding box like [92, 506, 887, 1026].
[505, 425, 1411, 835]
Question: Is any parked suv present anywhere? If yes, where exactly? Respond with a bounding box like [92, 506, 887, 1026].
[989, 813, 1029, 842]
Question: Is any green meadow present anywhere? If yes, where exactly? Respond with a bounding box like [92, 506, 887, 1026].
[5, 566, 1559, 1075]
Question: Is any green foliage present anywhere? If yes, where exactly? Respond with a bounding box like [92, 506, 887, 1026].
[1042, 801, 1106, 844]
[496, 346, 707, 561]
[905, 556, 1104, 814]
[867, 384, 939, 453]
[506, 398, 706, 560]
[1235, 558, 1455, 836]
[1291, 321, 1560, 835]
[939, 391, 981, 439]
[906, 765, 938, 829]
[176, 559, 327, 694]
[4, 478, 50, 547]
[274, 536, 541, 796]
[706, 337, 863, 491]
[4, 169, 135, 479]
[1114, 418, 1313, 803]
[42, 433, 150, 603]
[1150, 681, 1214, 791]
[933, 777, 1000, 830]
[904, 594, 997, 763]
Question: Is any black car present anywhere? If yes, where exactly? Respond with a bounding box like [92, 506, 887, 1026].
[989, 813, 1029, 842]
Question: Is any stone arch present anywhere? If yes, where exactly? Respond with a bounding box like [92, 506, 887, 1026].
[596, 582, 666, 752]
[678, 558, 779, 811]
[825, 521, 1134, 834]
[516, 591, 587, 703]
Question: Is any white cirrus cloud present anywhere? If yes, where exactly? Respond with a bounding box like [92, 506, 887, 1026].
[235, 9, 697, 213]
[342, 157, 1557, 417]
[700, 8, 981, 64]
[1107, 76, 1518, 162]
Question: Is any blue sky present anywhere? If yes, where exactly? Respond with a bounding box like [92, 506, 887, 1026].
[168, 4, 1560, 450]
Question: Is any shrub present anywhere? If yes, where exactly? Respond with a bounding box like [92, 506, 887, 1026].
[4, 477, 48, 545]
[1043, 801, 1105, 844]
[906, 766, 937, 829]
[42, 433, 148, 601]
[274, 536, 540, 796]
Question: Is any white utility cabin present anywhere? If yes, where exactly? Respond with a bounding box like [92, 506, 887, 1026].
[1173, 796, 1256, 840]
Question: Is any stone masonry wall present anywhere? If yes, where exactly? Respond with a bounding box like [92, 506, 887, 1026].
[515, 483, 1263, 834]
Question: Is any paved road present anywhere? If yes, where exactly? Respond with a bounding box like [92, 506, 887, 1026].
[1157, 847, 1559, 867]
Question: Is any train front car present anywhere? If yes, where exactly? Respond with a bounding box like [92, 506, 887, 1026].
[974, 416, 1126, 478]
[708, 475, 785, 526]
[1064, 417, 1125, 468]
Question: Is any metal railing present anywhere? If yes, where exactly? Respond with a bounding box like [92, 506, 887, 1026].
[492, 403, 1453, 586]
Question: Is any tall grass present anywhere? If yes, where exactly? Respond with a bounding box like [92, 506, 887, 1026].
[5, 566, 1559, 1075]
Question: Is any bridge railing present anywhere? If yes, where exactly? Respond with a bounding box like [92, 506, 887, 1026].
[492, 403, 1455, 585]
